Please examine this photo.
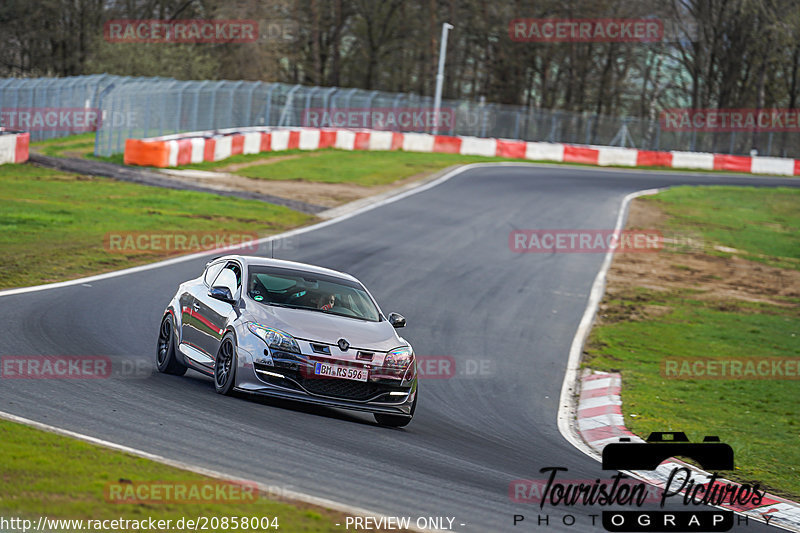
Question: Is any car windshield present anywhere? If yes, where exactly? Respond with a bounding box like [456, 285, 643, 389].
[247, 265, 380, 322]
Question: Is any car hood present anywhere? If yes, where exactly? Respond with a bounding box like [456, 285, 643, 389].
[244, 303, 403, 352]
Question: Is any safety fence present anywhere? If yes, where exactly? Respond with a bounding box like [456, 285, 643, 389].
[1, 75, 798, 158]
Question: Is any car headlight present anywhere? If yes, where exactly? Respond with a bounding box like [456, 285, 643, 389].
[247, 323, 300, 354]
[384, 346, 414, 370]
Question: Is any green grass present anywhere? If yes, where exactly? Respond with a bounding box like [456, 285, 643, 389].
[0, 419, 361, 532]
[31, 133, 126, 164]
[32, 134, 523, 184]
[585, 186, 800, 500]
[0, 164, 313, 289]
[645, 186, 800, 270]
[228, 149, 520, 186]
[586, 291, 800, 499]
[31, 133, 800, 183]
[172, 148, 525, 185]
[223, 149, 797, 185]
[33, 132, 97, 159]
[174, 149, 312, 171]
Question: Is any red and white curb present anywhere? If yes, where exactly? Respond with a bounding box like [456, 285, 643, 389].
[577, 372, 641, 449]
[0, 128, 30, 164]
[578, 370, 800, 532]
[123, 125, 800, 176]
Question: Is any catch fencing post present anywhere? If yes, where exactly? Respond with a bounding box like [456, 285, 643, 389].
[159, 80, 179, 136]
[227, 80, 245, 129]
[343, 87, 359, 111]
[304, 86, 321, 127]
[321, 86, 338, 127]
[244, 82, 259, 127]
[191, 81, 209, 132]
[278, 84, 301, 127]
[174, 81, 186, 134]
[94, 82, 117, 156]
[264, 83, 277, 125]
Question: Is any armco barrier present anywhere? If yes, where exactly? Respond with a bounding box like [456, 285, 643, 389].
[0, 129, 30, 164]
[123, 127, 800, 176]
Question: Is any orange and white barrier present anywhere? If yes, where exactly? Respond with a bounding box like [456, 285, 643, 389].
[124, 126, 800, 176]
[0, 129, 30, 164]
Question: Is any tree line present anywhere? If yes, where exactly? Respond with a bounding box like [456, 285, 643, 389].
[1, 0, 798, 120]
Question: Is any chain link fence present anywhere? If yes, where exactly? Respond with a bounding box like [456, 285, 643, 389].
[1, 75, 797, 158]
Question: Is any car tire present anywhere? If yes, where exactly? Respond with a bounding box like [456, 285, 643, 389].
[374, 390, 416, 427]
[214, 333, 237, 396]
[156, 314, 187, 376]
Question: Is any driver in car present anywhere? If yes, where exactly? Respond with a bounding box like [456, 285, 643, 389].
[318, 293, 335, 311]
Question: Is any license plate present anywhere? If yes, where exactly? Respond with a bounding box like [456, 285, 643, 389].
[314, 362, 368, 382]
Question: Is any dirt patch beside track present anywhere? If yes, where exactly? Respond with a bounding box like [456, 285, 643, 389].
[216, 153, 321, 172]
[600, 199, 800, 322]
[164, 170, 434, 208]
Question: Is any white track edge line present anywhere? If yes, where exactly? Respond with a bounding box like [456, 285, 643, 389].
[0, 410, 432, 533]
[2, 161, 789, 299]
[555, 189, 798, 533]
[2, 161, 783, 527]
[556, 187, 664, 461]
[0, 163, 485, 299]
[0, 162, 494, 531]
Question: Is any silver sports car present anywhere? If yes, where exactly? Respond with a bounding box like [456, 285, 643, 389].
[156, 255, 417, 427]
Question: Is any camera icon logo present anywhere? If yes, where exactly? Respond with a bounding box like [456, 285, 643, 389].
[602, 431, 734, 471]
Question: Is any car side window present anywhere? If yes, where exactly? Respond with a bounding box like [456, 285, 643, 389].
[212, 263, 241, 296]
[203, 262, 225, 286]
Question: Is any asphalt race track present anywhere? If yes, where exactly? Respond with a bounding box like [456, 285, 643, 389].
[0, 164, 796, 532]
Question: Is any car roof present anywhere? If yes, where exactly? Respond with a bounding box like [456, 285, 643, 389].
[210, 255, 360, 283]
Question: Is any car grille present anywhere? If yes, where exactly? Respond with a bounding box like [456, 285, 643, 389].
[299, 378, 384, 401]
[254, 362, 407, 402]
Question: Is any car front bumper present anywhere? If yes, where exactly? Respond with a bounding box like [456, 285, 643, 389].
[235, 345, 417, 416]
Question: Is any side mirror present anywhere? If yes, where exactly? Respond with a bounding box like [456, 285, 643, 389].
[388, 312, 406, 328]
[208, 286, 236, 305]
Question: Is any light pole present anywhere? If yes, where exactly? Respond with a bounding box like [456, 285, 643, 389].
[432, 22, 453, 135]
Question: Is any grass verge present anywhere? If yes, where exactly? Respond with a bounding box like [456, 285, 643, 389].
[32, 133, 97, 159]
[584, 186, 800, 500]
[0, 164, 313, 290]
[0, 418, 379, 532]
[226, 149, 518, 186]
[34, 133, 798, 181]
[646, 186, 800, 270]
